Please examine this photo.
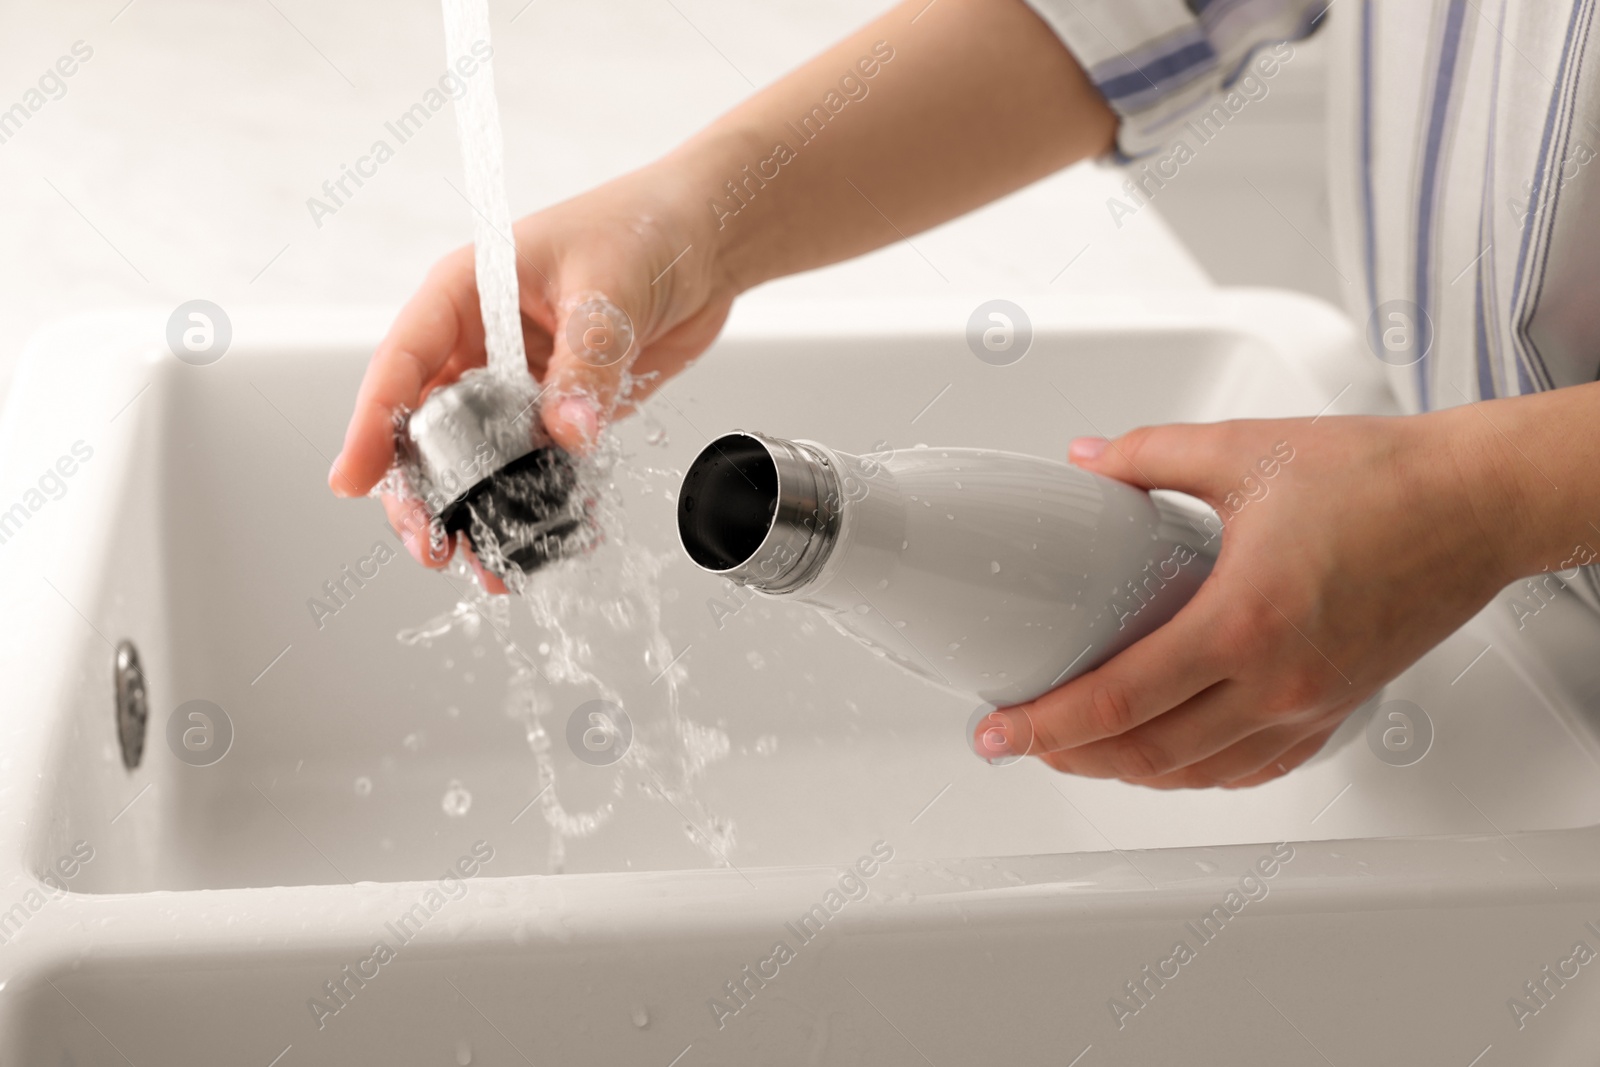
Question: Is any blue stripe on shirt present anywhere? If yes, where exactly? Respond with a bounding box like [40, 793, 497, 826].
[1411, 0, 1469, 411]
[1473, 0, 1511, 402]
[1357, 0, 1379, 352]
[1093, 35, 1217, 102]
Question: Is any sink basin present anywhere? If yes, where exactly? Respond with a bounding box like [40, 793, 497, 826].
[2, 293, 1599, 1065]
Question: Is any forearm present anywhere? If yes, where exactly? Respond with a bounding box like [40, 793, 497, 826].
[1434, 381, 1600, 580]
[655, 0, 1116, 293]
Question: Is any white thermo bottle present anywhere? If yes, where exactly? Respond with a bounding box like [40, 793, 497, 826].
[676, 432, 1220, 706]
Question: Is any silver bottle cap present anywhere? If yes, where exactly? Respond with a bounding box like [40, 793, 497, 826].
[404, 370, 540, 516]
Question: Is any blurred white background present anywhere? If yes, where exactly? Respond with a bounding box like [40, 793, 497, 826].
[0, 0, 1334, 406]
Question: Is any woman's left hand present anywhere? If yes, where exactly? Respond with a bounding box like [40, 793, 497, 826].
[983, 408, 1531, 789]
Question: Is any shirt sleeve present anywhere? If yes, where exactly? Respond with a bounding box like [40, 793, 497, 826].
[1019, 0, 1327, 158]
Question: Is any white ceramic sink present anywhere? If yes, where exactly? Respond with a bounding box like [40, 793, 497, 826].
[2, 293, 1599, 1065]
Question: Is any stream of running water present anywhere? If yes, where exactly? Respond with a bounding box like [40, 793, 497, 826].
[377, 0, 735, 873]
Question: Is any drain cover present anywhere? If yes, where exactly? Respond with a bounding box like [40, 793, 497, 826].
[114, 641, 147, 770]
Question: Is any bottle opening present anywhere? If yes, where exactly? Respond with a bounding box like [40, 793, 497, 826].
[678, 433, 780, 571]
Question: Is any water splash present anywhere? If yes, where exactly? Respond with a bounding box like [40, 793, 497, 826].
[392, 391, 733, 871]
[441, 779, 473, 817]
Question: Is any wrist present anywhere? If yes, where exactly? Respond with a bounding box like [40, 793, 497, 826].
[652, 123, 774, 300]
[1430, 393, 1589, 582]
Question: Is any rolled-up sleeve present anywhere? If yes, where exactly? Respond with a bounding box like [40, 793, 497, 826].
[1020, 0, 1327, 158]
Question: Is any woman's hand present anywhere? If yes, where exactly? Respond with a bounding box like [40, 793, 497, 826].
[984, 407, 1532, 789]
[327, 164, 736, 579]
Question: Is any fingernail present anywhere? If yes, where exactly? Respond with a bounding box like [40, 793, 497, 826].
[328, 457, 353, 497]
[427, 524, 453, 564]
[1069, 436, 1108, 463]
[558, 396, 600, 444]
[977, 719, 1014, 758]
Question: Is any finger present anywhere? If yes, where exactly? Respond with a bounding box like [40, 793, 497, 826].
[381, 492, 451, 568]
[1105, 722, 1336, 790]
[1067, 422, 1244, 501]
[458, 541, 510, 595]
[1110, 723, 1326, 789]
[990, 588, 1232, 757]
[1043, 659, 1347, 782]
[1040, 678, 1266, 781]
[1040, 721, 1325, 790]
[1221, 725, 1338, 789]
[537, 266, 652, 455]
[332, 247, 483, 496]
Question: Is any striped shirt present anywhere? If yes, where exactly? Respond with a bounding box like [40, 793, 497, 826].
[1022, 0, 1599, 409]
[1024, 0, 1600, 606]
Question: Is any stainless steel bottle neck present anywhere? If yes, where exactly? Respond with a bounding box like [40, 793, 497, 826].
[677, 431, 842, 594]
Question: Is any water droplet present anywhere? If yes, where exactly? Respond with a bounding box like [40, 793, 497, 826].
[901, 539, 910, 550]
[446, 705, 461, 719]
[631, 1005, 650, 1029]
[354, 776, 373, 797]
[945, 513, 955, 520]
[853, 603, 871, 614]
[876, 578, 889, 590]
[402, 732, 423, 752]
[754, 734, 779, 755]
[456, 1038, 474, 1065]
[953, 480, 963, 490]
[990, 561, 1001, 574]
[537, 642, 551, 655]
[745, 650, 766, 670]
[894, 620, 907, 628]
[442, 780, 473, 817]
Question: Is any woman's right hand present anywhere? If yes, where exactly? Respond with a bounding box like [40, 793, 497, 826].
[327, 162, 737, 574]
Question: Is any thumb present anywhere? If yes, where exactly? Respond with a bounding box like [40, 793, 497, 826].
[539, 286, 644, 455]
[1067, 423, 1234, 502]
